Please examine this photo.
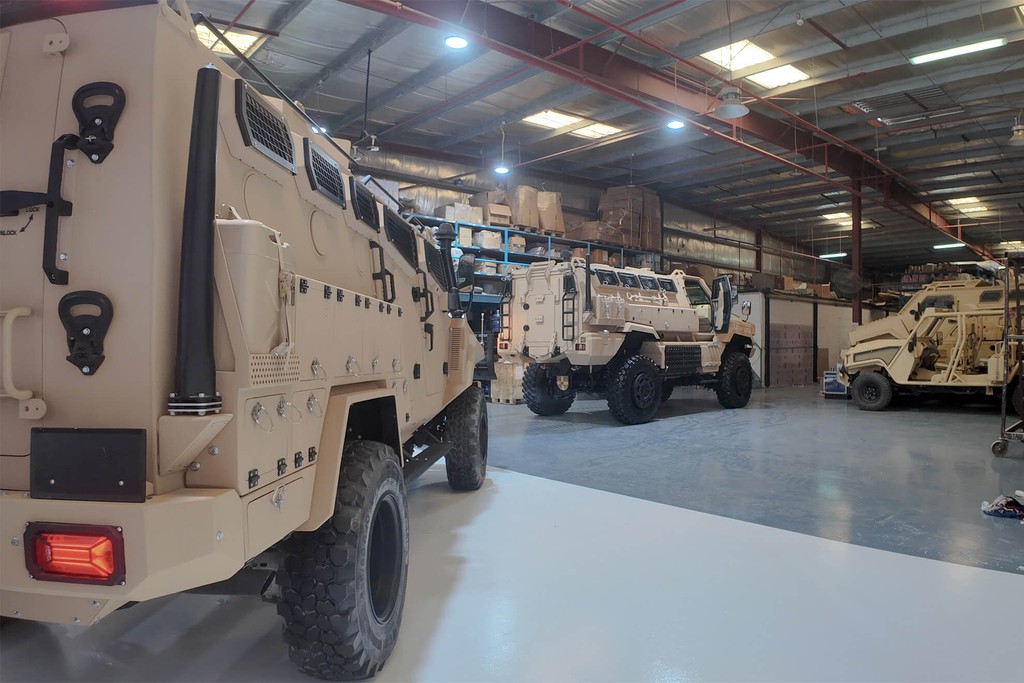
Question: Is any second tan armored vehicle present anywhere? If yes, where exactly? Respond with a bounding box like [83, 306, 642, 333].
[497, 259, 756, 424]
[0, 3, 485, 680]
[839, 279, 1022, 413]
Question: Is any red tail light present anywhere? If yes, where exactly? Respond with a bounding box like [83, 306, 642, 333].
[25, 523, 125, 585]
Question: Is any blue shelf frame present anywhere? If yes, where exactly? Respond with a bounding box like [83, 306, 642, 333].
[407, 213, 657, 272]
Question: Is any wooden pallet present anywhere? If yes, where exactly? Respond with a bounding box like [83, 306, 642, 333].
[489, 396, 524, 405]
[517, 226, 565, 238]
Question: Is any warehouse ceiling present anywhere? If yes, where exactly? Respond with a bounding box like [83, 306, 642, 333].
[185, 0, 1024, 270]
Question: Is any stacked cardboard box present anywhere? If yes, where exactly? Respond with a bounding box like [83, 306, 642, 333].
[468, 191, 513, 226]
[566, 220, 623, 245]
[435, 202, 483, 224]
[537, 191, 565, 234]
[508, 186, 540, 229]
[597, 186, 662, 251]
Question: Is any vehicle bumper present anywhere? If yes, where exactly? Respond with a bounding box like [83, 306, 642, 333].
[0, 487, 244, 624]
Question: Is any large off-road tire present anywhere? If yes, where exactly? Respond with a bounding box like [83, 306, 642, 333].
[715, 351, 753, 409]
[522, 363, 575, 416]
[851, 371, 893, 411]
[277, 440, 409, 681]
[606, 354, 662, 425]
[444, 384, 488, 491]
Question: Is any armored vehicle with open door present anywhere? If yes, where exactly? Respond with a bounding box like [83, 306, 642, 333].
[0, 2, 486, 679]
[839, 279, 1022, 414]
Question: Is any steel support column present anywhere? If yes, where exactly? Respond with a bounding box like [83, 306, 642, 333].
[852, 174, 863, 325]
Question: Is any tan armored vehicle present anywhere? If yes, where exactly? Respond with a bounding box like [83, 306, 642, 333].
[0, 2, 486, 679]
[497, 258, 756, 424]
[839, 279, 1022, 413]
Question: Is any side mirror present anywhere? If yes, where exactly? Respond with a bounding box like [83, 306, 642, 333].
[456, 254, 476, 292]
[741, 300, 752, 318]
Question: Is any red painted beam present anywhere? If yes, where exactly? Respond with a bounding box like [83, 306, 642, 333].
[339, 0, 992, 260]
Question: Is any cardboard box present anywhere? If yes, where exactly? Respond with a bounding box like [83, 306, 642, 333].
[472, 230, 502, 250]
[508, 236, 527, 253]
[509, 185, 539, 229]
[436, 202, 483, 224]
[590, 248, 609, 264]
[566, 220, 625, 246]
[469, 190, 507, 207]
[484, 203, 511, 226]
[537, 191, 565, 233]
[457, 226, 474, 246]
[608, 252, 622, 268]
[491, 362, 524, 404]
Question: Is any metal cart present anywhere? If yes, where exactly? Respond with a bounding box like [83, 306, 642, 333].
[992, 251, 1024, 457]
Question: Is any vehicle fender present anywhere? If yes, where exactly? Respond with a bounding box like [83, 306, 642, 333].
[294, 384, 399, 532]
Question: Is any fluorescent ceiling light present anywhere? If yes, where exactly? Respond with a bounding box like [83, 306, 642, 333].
[909, 38, 1006, 65]
[666, 120, 686, 129]
[522, 110, 581, 129]
[823, 212, 850, 220]
[933, 242, 965, 249]
[700, 40, 774, 71]
[948, 196, 980, 205]
[747, 64, 810, 89]
[444, 36, 469, 49]
[195, 24, 263, 56]
[573, 123, 622, 139]
[820, 252, 847, 259]
[960, 205, 988, 213]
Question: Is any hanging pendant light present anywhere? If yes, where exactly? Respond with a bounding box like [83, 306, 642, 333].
[716, 86, 749, 119]
[715, 0, 749, 120]
[1009, 116, 1024, 147]
[494, 125, 510, 174]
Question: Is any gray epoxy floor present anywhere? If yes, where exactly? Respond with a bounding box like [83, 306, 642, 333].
[488, 385, 1024, 574]
[3, 466, 1023, 682]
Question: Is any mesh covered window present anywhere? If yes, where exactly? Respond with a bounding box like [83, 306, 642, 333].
[350, 178, 380, 231]
[234, 80, 295, 173]
[384, 208, 418, 269]
[424, 242, 451, 290]
[303, 139, 346, 208]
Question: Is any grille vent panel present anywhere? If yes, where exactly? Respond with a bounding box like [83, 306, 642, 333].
[384, 209, 418, 269]
[351, 178, 380, 231]
[303, 139, 346, 208]
[235, 80, 295, 173]
[424, 242, 450, 290]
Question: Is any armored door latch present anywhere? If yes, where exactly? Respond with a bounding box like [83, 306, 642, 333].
[58, 290, 113, 375]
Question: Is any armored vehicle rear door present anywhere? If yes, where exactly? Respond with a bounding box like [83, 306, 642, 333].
[0, 19, 67, 456]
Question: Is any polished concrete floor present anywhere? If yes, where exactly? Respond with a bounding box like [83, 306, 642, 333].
[2, 465, 1022, 682]
[490, 386, 1024, 574]
[2, 387, 1022, 681]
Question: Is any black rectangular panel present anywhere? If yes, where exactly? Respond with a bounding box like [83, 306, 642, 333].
[351, 178, 380, 231]
[30, 428, 147, 503]
[384, 208, 418, 269]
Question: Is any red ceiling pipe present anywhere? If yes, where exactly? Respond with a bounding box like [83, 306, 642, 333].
[551, 0, 930, 200]
[342, 0, 990, 258]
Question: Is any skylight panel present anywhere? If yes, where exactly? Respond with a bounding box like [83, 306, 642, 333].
[700, 40, 774, 71]
[522, 110, 581, 129]
[747, 64, 810, 89]
[948, 196, 980, 205]
[195, 24, 263, 56]
[822, 212, 850, 221]
[572, 123, 622, 139]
